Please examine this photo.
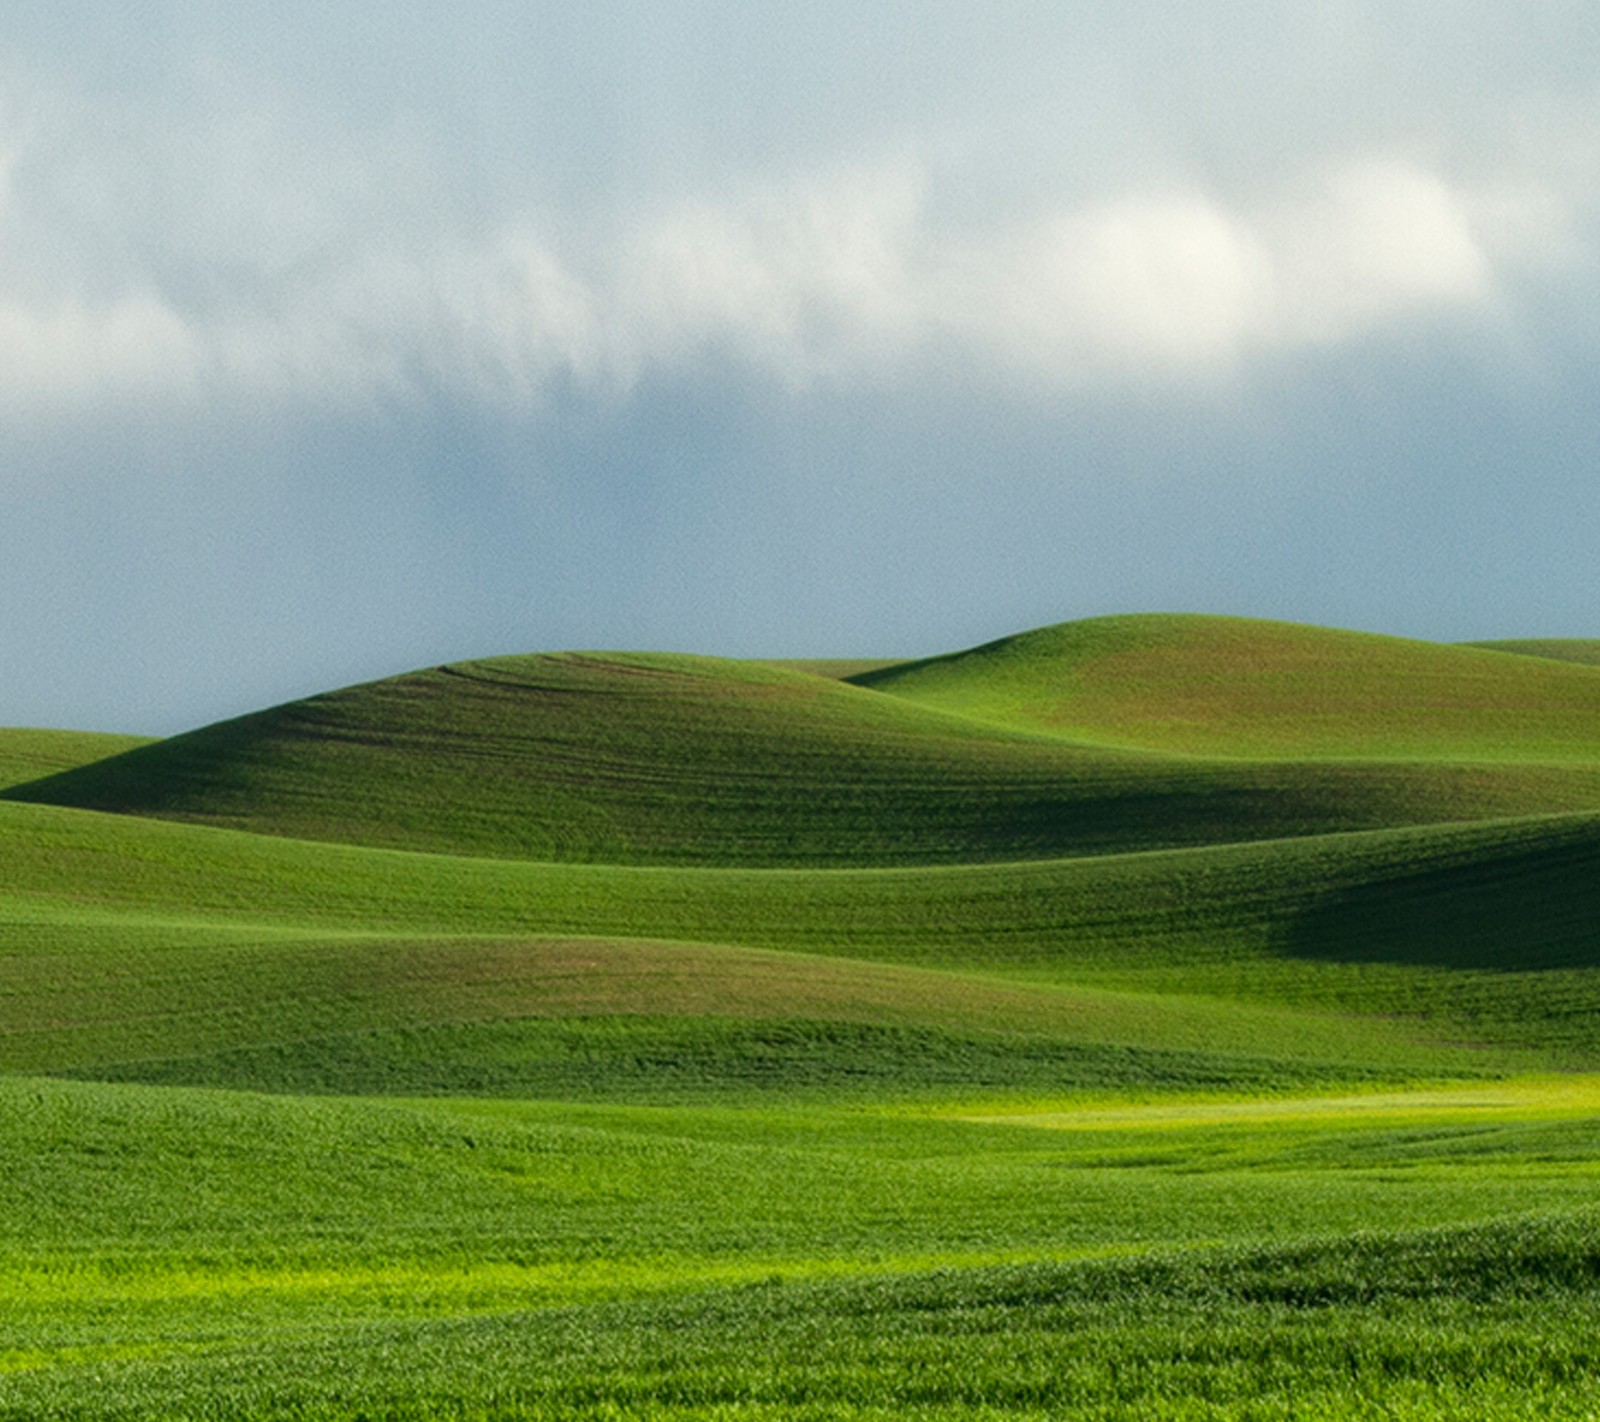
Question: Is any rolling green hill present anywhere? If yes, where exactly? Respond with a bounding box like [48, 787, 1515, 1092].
[856, 613, 1600, 757]
[11, 617, 1600, 865]
[1464, 637, 1600, 667]
[7, 613, 1600, 1418]
[0, 728, 152, 791]
[4, 789, 1600, 1089]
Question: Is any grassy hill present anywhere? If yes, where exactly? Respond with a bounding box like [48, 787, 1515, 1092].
[0, 728, 152, 791]
[6, 613, 1600, 1417]
[4, 795, 1600, 1088]
[11, 617, 1600, 864]
[856, 613, 1600, 757]
[1464, 637, 1600, 667]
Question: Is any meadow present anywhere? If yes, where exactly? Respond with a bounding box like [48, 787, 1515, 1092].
[3, 613, 1600, 1417]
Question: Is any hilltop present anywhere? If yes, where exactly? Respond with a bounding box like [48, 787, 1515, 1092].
[854, 613, 1600, 757]
[1464, 638, 1600, 667]
[9, 614, 1600, 865]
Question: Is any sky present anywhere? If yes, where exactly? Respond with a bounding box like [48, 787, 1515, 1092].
[3, 3, 1599, 733]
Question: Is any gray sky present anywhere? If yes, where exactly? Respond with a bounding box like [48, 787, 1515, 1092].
[4, 3, 1599, 732]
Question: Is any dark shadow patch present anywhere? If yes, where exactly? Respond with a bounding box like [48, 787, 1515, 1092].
[55, 1016, 1390, 1101]
[1281, 831, 1600, 971]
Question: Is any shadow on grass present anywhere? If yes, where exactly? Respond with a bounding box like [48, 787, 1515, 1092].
[1282, 832, 1600, 971]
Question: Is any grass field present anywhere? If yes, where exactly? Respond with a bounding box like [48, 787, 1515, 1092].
[0, 729, 152, 792]
[4, 613, 1600, 1416]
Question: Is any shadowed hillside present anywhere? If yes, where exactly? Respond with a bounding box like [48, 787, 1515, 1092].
[1463, 638, 1600, 668]
[9, 624, 1600, 864]
[0, 728, 153, 791]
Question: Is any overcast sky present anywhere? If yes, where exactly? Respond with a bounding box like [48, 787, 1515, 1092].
[4, 3, 1599, 732]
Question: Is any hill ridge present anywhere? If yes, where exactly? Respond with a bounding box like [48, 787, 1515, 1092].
[853, 612, 1600, 758]
[9, 613, 1600, 865]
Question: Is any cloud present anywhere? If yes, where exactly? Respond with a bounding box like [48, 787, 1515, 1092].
[617, 165, 924, 385]
[1263, 160, 1493, 346]
[0, 55, 1594, 429]
[0, 292, 201, 417]
[942, 194, 1271, 380]
[598, 151, 1584, 396]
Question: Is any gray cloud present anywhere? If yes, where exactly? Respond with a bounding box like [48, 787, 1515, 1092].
[0, 102, 1592, 432]
[4, 3, 1600, 733]
[0, 5, 1595, 439]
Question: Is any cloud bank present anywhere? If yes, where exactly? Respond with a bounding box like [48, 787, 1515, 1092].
[0, 65, 1592, 429]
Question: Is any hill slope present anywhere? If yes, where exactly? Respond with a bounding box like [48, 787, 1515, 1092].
[855, 614, 1600, 758]
[10, 628, 1600, 864]
[8, 615, 1600, 1418]
[4, 796, 1600, 1087]
[1464, 638, 1600, 667]
[0, 728, 153, 791]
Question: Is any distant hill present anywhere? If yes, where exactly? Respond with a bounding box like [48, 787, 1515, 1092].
[855, 614, 1600, 758]
[1462, 638, 1600, 668]
[0, 728, 153, 791]
[10, 619, 1600, 864]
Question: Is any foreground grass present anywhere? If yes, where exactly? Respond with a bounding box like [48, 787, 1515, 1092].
[8, 1224, 1600, 1419]
[5, 789, 1600, 1416]
[2, 1075, 1598, 1418]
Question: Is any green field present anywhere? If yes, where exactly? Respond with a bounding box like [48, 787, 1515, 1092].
[4, 613, 1600, 1417]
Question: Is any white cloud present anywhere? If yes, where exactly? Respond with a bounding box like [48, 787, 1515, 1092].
[943, 195, 1272, 380]
[1263, 160, 1493, 346]
[0, 292, 200, 417]
[0, 57, 1592, 428]
[614, 164, 924, 385]
[934, 157, 1567, 387]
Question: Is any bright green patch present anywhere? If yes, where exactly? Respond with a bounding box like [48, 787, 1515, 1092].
[2, 1075, 1600, 1417]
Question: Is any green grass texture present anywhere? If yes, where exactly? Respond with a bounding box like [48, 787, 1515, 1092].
[3, 1075, 1600, 1418]
[855, 613, 1600, 757]
[12, 615, 1600, 864]
[1464, 637, 1600, 667]
[0, 729, 151, 792]
[6, 613, 1600, 1415]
